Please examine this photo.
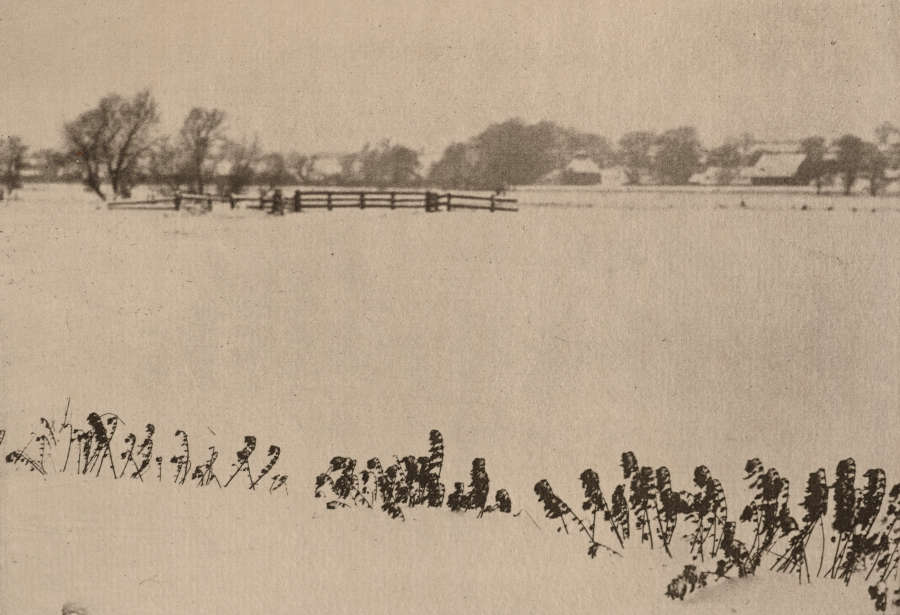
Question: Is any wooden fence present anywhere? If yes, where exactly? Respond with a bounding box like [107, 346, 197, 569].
[108, 190, 518, 213]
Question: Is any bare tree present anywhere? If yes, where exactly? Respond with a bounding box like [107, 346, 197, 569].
[653, 127, 702, 185]
[875, 121, 900, 169]
[833, 134, 865, 196]
[737, 132, 756, 165]
[875, 121, 899, 147]
[0, 136, 28, 196]
[32, 148, 76, 181]
[104, 90, 158, 197]
[862, 142, 888, 196]
[179, 108, 226, 194]
[798, 136, 830, 194]
[148, 137, 189, 193]
[706, 140, 742, 185]
[287, 152, 317, 184]
[618, 131, 656, 185]
[221, 136, 261, 195]
[257, 152, 291, 189]
[63, 103, 112, 200]
[63, 90, 159, 199]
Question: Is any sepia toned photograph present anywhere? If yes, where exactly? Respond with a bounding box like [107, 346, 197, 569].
[1, 2, 899, 613]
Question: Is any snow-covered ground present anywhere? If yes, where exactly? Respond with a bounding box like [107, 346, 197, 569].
[2, 183, 898, 614]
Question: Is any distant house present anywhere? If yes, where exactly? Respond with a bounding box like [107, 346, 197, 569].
[19, 154, 43, 180]
[561, 154, 602, 185]
[536, 168, 563, 184]
[308, 156, 346, 183]
[885, 168, 900, 192]
[689, 166, 725, 186]
[733, 167, 754, 185]
[745, 152, 807, 186]
[601, 166, 629, 187]
[619, 168, 654, 185]
[537, 154, 604, 185]
[750, 141, 801, 155]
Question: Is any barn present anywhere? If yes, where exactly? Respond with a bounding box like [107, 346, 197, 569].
[561, 154, 603, 185]
[746, 153, 807, 186]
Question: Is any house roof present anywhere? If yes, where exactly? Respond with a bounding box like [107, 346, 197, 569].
[747, 153, 806, 178]
[688, 172, 705, 183]
[565, 157, 601, 175]
[751, 141, 800, 154]
[689, 167, 723, 184]
[311, 156, 343, 177]
[536, 168, 563, 184]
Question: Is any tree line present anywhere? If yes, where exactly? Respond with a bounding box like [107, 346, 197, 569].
[796, 133, 897, 196]
[615, 126, 899, 195]
[2, 90, 425, 201]
[2, 88, 898, 199]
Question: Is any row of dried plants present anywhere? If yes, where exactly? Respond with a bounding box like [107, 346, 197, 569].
[3, 408, 896, 611]
[314, 429, 511, 520]
[1, 401, 288, 494]
[534, 452, 899, 612]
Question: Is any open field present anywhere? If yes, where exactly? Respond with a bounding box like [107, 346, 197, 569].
[2, 183, 899, 614]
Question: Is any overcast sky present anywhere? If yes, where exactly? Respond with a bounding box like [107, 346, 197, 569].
[2, 1, 898, 157]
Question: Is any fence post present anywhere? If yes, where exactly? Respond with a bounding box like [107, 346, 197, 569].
[293, 190, 301, 212]
[359, 192, 366, 209]
[174, 191, 182, 210]
[327, 193, 333, 211]
[229, 193, 236, 209]
[390, 192, 396, 210]
[446, 193, 452, 212]
[273, 188, 284, 215]
[425, 191, 433, 212]
[490, 194, 495, 212]
[259, 193, 265, 210]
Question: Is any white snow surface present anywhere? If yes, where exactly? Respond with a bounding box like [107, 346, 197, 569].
[2, 183, 898, 614]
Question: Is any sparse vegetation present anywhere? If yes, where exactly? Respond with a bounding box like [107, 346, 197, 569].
[1, 401, 287, 494]
[533, 453, 899, 612]
[314, 429, 512, 520]
[3, 407, 897, 612]
[0, 135, 28, 197]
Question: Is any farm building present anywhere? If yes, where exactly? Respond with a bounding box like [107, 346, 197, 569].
[600, 166, 630, 186]
[308, 156, 346, 182]
[750, 141, 801, 155]
[745, 152, 807, 186]
[537, 154, 604, 185]
[884, 168, 900, 192]
[689, 166, 729, 186]
[561, 154, 603, 185]
[536, 168, 563, 184]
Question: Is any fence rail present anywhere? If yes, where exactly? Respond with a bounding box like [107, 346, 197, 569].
[109, 190, 518, 213]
